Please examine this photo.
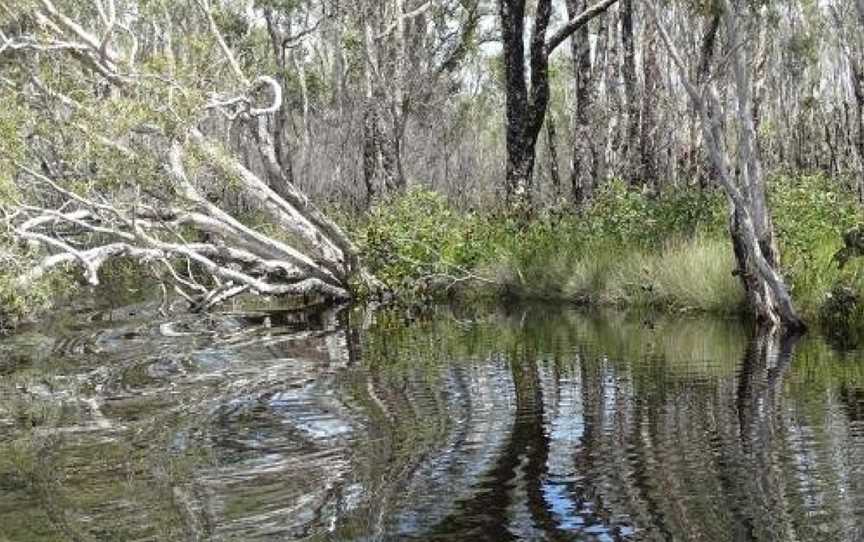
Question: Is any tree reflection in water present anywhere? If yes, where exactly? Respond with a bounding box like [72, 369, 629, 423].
[1, 305, 864, 541]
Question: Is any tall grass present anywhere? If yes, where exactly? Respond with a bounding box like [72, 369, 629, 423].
[644, 236, 744, 313]
[354, 176, 864, 329]
[488, 234, 743, 312]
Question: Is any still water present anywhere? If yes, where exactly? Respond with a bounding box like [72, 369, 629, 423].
[1, 301, 863, 541]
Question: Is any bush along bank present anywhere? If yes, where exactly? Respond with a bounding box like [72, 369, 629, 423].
[4, 174, 864, 341]
[0, 247, 65, 332]
[354, 175, 864, 337]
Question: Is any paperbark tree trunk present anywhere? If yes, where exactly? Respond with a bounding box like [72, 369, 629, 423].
[361, 17, 401, 202]
[566, 0, 608, 204]
[695, 11, 721, 190]
[566, 0, 593, 204]
[649, 0, 805, 331]
[545, 111, 563, 197]
[621, 0, 639, 186]
[8, 0, 386, 310]
[847, 2, 864, 203]
[262, 9, 295, 189]
[639, 22, 660, 190]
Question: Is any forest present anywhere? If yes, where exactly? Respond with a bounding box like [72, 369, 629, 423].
[2, 0, 864, 332]
[7, 1, 864, 541]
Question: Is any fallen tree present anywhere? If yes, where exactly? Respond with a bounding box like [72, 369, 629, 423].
[1, 0, 382, 311]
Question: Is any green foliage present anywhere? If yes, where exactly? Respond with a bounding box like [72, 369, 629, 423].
[490, 231, 742, 313]
[254, 0, 303, 12]
[4, 167, 864, 337]
[356, 183, 739, 311]
[818, 285, 864, 346]
[0, 239, 72, 332]
[353, 175, 864, 329]
[580, 180, 726, 247]
[476, 182, 732, 308]
[785, 30, 819, 76]
[771, 174, 863, 317]
[357, 188, 487, 299]
[0, 94, 26, 200]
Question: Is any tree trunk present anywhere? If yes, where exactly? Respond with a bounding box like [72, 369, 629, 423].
[360, 12, 404, 202]
[603, 7, 623, 179]
[567, 0, 593, 204]
[854, 0, 864, 187]
[505, 143, 538, 207]
[621, 0, 639, 185]
[639, 22, 660, 190]
[263, 9, 295, 188]
[850, 59, 864, 204]
[497, 0, 618, 210]
[592, 13, 610, 186]
[695, 11, 721, 190]
[545, 111, 563, 198]
[361, 101, 399, 203]
[648, 0, 805, 331]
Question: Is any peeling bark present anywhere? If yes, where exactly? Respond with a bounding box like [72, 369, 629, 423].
[4, 0, 384, 311]
[648, 0, 805, 330]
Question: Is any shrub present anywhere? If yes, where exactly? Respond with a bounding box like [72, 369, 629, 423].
[356, 188, 490, 299]
[581, 180, 726, 247]
[770, 174, 863, 318]
[0, 237, 67, 331]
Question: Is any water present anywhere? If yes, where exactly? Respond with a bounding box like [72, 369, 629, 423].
[1, 301, 864, 541]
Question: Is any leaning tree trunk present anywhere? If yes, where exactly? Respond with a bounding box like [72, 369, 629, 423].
[8, 0, 385, 312]
[649, 0, 805, 330]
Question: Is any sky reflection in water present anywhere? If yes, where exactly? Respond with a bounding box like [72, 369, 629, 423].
[0, 303, 863, 541]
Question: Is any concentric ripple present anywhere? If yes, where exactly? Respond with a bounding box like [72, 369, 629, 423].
[2, 305, 864, 541]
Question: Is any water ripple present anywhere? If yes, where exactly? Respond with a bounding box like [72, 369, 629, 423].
[2, 306, 864, 541]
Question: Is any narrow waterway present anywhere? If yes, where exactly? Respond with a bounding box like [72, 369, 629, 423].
[1, 302, 863, 541]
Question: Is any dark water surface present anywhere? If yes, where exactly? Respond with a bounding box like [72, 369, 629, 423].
[1, 302, 864, 541]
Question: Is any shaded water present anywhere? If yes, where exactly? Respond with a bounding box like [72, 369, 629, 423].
[1, 302, 864, 541]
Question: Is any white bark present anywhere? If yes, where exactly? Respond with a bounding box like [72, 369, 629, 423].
[647, 0, 804, 330]
[3, 0, 385, 312]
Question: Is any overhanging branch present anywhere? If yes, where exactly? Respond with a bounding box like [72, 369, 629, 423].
[545, 0, 619, 55]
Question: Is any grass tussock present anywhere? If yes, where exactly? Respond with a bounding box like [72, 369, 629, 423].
[354, 175, 864, 336]
[492, 235, 743, 313]
[651, 236, 744, 312]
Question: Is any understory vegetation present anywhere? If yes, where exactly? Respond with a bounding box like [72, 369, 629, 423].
[356, 174, 864, 334]
[5, 0, 864, 334]
[0, 239, 64, 332]
[5, 174, 864, 339]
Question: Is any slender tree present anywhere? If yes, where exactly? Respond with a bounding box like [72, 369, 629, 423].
[566, 0, 608, 204]
[649, 0, 806, 330]
[620, 0, 639, 185]
[497, 0, 618, 208]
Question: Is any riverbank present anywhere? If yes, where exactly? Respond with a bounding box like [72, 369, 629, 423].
[353, 175, 864, 339]
[3, 174, 863, 341]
